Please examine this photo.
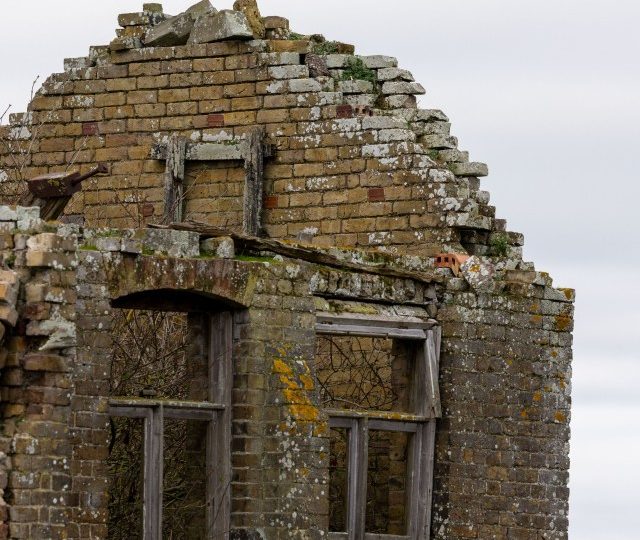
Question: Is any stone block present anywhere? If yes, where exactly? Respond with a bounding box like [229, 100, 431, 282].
[63, 57, 93, 72]
[420, 134, 458, 149]
[26, 233, 77, 253]
[377, 67, 414, 81]
[144, 1, 216, 47]
[258, 52, 299, 65]
[337, 80, 374, 94]
[25, 283, 46, 303]
[141, 229, 200, 258]
[0, 234, 13, 250]
[0, 305, 18, 327]
[381, 81, 426, 95]
[233, 0, 265, 38]
[23, 354, 69, 373]
[381, 94, 417, 109]
[121, 238, 143, 254]
[143, 3, 164, 13]
[188, 10, 254, 44]
[361, 55, 397, 68]
[201, 237, 235, 258]
[0, 206, 17, 221]
[413, 121, 451, 136]
[118, 12, 166, 27]
[25, 251, 76, 269]
[325, 54, 350, 69]
[0, 270, 18, 286]
[94, 237, 122, 252]
[288, 78, 323, 93]
[0, 282, 18, 306]
[448, 162, 489, 177]
[16, 207, 41, 231]
[268, 65, 308, 79]
[263, 16, 289, 30]
[362, 116, 405, 130]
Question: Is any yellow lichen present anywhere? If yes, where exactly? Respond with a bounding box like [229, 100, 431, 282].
[273, 352, 319, 423]
[554, 411, 567, 423]
[554, 316, 572, 331]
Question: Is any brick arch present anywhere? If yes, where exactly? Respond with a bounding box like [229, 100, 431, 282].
[107, 255, 258, 309]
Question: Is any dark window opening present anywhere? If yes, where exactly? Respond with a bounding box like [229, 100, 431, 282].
[107, 305, 232, 540]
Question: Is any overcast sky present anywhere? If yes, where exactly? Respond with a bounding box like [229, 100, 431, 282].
[1, 1, 639, 537]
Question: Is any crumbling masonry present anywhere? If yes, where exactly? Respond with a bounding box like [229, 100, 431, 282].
[0, 1, 574, 539]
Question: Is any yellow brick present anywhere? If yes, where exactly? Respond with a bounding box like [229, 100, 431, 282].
[127, 90, 157, 104]
[190, 86, 224, 100]
[293, 163, 324, 177]
[104, 105, 135, 119]
[134, 103, 166, 117]
[304, 147, 338, 162]
[167, 102, 198, 116]
[289, 192, 323, 207]
[137, 75, 169, 89]
[257, 109, 289, 123]
[193, 57, 225, 71]
[106, 78, 137, 92]
[158, 89, 190, 103]
[223, 111, 257, 126]
[230, 96, 262, 111]
[95, 92, 126, 107]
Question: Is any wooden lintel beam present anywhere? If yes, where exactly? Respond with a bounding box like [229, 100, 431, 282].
[150, 141, 275, 162]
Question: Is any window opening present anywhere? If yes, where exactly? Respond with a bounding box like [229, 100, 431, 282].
[108, 308, 232, 540]
[316, 313, 441, 540]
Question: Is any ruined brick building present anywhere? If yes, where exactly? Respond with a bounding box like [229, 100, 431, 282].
[0, 1, 574, 539]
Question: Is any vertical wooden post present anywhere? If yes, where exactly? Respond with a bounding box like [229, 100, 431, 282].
[242, 127, 266, 236]
[163, 136, 187, 224]
[210, 312, 233, 540]
[348, 417, 368, 540]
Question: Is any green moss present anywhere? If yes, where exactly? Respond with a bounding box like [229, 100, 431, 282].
[313, 40, 339, 55]
[95, 229, 122, 238]
[489, 234, 509, 257]
[288, 32, 306, 41]
[235, 254, 275, 263]
[341, 57, 376, 85]
[79, 244, 98, 251]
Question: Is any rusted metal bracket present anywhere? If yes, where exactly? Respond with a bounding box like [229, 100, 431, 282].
[22, 164, 109, 221]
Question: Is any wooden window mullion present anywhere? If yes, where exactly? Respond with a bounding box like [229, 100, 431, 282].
[348, 417, 368, 540]
[144, 405, 163, 540]
[210, 312, 233, 540]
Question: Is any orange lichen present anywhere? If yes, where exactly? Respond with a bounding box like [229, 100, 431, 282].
[554, 316, 572, 332]
[533, 392, 542, 403]
[272, 352, 319, 423]
[299, 374, 315, 391]
[554, 411, 567, 423]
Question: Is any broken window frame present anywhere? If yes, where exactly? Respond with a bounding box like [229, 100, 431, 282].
[316, 313, 441, 540]
[108, 311, 233, 540]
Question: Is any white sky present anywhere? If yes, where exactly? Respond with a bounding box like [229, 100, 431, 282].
[2, 1, 639, 537]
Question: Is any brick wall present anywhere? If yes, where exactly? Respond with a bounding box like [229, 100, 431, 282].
[0, 2, 574, 539]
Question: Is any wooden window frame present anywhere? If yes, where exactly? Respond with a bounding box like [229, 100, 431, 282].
[316, 313, 441, 540]
[108, 312, 233, 540]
